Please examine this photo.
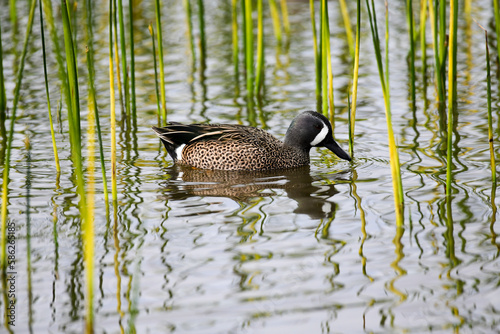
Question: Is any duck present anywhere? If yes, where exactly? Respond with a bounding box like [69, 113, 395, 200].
[152, 110, 351, 171]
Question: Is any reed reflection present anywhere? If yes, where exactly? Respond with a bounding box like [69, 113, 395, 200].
[159, 165, 349, 220]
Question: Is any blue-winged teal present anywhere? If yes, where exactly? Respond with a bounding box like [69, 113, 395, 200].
[152, 110, 351, 171]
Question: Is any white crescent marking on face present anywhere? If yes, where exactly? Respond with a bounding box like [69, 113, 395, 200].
[175, 144, 186, 160]
[310, 122, 329, 146]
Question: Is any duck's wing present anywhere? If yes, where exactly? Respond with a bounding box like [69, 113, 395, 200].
[152, 123, 251, 160]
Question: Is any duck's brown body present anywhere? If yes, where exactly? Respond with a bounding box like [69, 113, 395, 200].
[152, 111, 351, 171]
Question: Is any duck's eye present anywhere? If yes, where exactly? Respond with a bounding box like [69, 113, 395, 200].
[314, 124, 322, 130]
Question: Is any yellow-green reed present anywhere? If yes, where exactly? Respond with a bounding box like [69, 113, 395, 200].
[231, 0, 239, 85]
[320, 0, 334, 120]
[39, 0, 60, 173]
[406, 0, 416, 107]
[155, 0, 167, 125]
[197, 0, 207, 76]
[117, 0, 131, 123]
[85, 0, 109, 204]
[349, 0, 361, 157]
[494, 0, 500, 72]
[280, 0, 289, 38]
[419, 0, 427, 82]
[338, 0, 354, 57]
[244, 0, 254, 99]
[184, 0, 196, 66]
[428, 0, 445, 102]
[129, 0, 137, 121]
[477, 25, 496, 184]
[269, 0, 282, 45]
[1, 0, 37, 278]
[255, 0, 265, 95]
[309, 0, 320, 101]
[149, 24, 162, 126]
[9, 0, 18, 36]
[0, 20, 6, 142]
[365, 0, 404, 225]
[61, 0, 93, 330]
[113, 0, 125, 111]
[446, 0, 458, 198]
[109, 0, 118, 205]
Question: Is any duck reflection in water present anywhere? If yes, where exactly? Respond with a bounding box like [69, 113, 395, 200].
[159, 165, 350, 220]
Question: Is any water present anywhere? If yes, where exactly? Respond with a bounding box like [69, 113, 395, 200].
[1, 0, 500, 333]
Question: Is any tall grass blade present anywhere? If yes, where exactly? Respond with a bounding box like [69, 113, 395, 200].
[280, 0, 289, 38]
[428, 0, 445, 102]
[231, 0, 239, 88]
[9, 0, 18, 37]
[255, 0, 265, 95]
[446, 0, 458, 199]
[338, 0, 354, 58]
[109, 0, 118, 205]
[129, 0, 137, 123]
[61, 0, 92, 330]
[310, 0, 321, 101]
[477, 24, 496, 184]
[419, 0, 427, 87]
[149, 24, 162, 126]
[269, 0, 282, 45]
[320, 0, 334, 119]
[244, 0, 254, 99]
[39, 0, 60, 173]
[197, 0, 207, 78]
[365, 0, 404, 226]
[117, 0, 130, 124]
[155, 0, 167, 125]
[1, 0, 37, 282]
[406, 0, 416, 108]
[349, 0, 361, 157]
[0, 20, 7, 151]
[85, 0, 109, 205]
[494, 0, 500, 74]
[184, 0, 196, 67]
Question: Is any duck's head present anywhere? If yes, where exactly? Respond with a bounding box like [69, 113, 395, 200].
[284, 111, 352, 161]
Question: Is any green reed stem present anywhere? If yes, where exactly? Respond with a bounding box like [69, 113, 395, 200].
[419, 0, 427, 83]
[310, 0, 321, 101]
[406, 0, 416, 107]
[184, 0, 196, 66]
[231, 0, 239, 82]
[477, 24, 496, 184]
[428, 0, 444, 102]
[280, 0, 289, 38]
[446, 0, 458, 198]
[320, 0, 333, 118]
[197, 0, 207, 76]
[255, 0, 264, 95]
[269, 0, 282, 45]
[129, 0, 136, 122]
[117, 0, 130, 123]
[339, 0, 354, 58]
[366, 0, 404, 226]
[349, 0, 361, 158]
[154, 0, 167, 125]
[85, 0, 109, 204]
[9, 0, 18, 36]
[39, 0, 60, 173]
[494, 0, 500, 72]
[244, 0, 254, 99]
[149, 24, 162, 126]
[0, 20, 6, 127]
[113, 0, 124, 112]
[1, 0, 36, 279]
[61, 0, 91, 330]
[109, 0, 118, 205]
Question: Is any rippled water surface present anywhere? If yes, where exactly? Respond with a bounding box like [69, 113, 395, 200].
[1, 0, 500, 333]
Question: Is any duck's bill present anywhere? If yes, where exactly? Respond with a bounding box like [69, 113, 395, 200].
[325, 140, 352, 161]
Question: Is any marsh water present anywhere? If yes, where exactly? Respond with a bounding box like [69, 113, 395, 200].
[1, 0, 500, 333]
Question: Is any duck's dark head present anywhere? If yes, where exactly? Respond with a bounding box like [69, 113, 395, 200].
[284, 111, 351, 161]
